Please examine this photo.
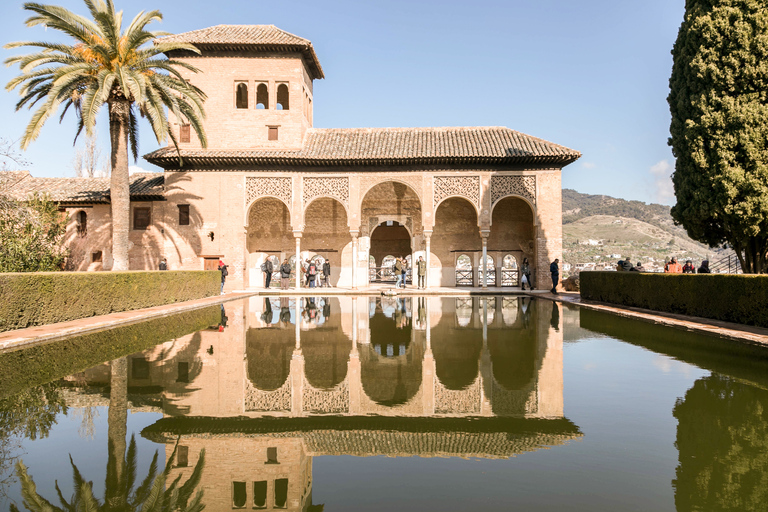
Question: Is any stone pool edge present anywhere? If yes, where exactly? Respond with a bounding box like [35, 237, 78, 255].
[0, 291, 257, 353]
[536, 291, 768, 349]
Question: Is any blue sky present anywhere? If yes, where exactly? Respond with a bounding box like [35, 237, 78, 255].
[0, 0, 684, 205]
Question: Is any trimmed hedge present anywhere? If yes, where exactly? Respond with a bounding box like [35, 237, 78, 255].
[0, 270, 220, 332]
[0, 304, 221, 398]
[580, 272, 768, 328]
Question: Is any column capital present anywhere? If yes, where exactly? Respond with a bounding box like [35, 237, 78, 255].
[480, 230, 491, 239]
[349, 230, 359, 239]
[293, 231, 303, 238]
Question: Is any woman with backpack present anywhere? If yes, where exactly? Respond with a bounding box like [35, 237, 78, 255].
[307, 260, 317, 288]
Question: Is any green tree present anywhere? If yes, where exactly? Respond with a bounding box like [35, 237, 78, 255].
[0, 192, 68, 272]
[5, 0, 207, 271]
[668, 0, 768, 273]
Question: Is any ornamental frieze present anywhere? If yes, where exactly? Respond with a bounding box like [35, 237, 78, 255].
[246, 176, 292, 206]
[490, 175, 536, 206]
[302, 176, 349, 208]
[433, 176, 481, 210]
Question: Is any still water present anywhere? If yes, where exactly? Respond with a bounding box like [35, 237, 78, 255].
[1, 296, 768, 511]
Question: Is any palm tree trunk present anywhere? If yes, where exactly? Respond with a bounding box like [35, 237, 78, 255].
[108, 357, 128, 489]
[108, 98, 131, 271]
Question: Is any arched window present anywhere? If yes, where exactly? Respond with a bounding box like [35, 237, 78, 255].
[276, 83, 289, 110]
[76, 210, 87, 237]
[456, 254, 472, 270]
[256, 83, 269, 109]
[235, 83, 248, 109]
[503, 254, 518, 269]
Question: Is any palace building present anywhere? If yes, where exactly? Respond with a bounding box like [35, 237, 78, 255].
[2, 25, 580, 290]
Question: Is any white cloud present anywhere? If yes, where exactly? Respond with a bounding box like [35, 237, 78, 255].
[581, 161, 597, 169]
[129, 165, 152, 175]
[650, 160, 675, 203]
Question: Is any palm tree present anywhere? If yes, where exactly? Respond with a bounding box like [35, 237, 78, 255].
[5, 0, 207, 270]
[11, 435, 205, 512]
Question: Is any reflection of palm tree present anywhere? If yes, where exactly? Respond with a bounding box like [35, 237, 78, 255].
[11, 436, 205, 512]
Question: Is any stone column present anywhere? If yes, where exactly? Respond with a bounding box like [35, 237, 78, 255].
[424, 231, 432, 289]
[481, 231, 490, 289]
[294, 232, 302, 292]
[351, 231, 359, 290]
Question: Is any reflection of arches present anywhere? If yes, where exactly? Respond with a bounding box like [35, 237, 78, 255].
[360, 306, 422, 405]
[246, 328, 294, 391]
[487, 298, 538, 392]
[302, 310, 350, 389]
[431, 322, 482, 390]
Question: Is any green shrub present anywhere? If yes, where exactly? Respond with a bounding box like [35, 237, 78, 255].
[580, 272, 768, 328]
[0, 270, 220, 332]
[0, 305, 221, 398]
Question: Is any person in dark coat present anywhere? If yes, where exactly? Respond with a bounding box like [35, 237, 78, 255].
[218, 259, 228, 294]
[159, 258, 167, 270]
[550, 258, 560, 294]
[262, 258, 274, 288]
[322, 258, 332, 288]
[682, 260, 695, 274]
[416, 256, 427, 289]
[521, 258, 532, 290]
[697, 260, 711, 273]
[280, 259, 292, 289]
[630, 262, 645, 272]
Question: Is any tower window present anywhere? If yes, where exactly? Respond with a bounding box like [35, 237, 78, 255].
[178, 204, 190, 225]
[180, 124, 190, 143]
[232, 482, 247, 508]
[276, 83, 289, 110]
[177, 362, 189, 383]
[256, 83, 269, 109]
[236, 83, 248, 109]
[274, 479, 288, 509]
[253, 481, 267, 509]
[268, 126, 278, 141]
[266, 447, 279, 464]
[92, 251, 102, 263]
[177, 445, 189, 467]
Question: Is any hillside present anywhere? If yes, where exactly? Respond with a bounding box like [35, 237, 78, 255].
[561, 189, 727, 271]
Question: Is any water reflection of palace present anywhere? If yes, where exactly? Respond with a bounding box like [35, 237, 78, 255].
[68, 297, 578, 511]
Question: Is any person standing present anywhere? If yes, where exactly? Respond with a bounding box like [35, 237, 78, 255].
[394, 257, 403, 288]
[322, 258, 332, 288]
[159, 257, 167, 270]
[303, 259, 311, 287]
[697, 260, 711, 273]
[280, 258, 291, 290]
[665, 257, 683, 273]
[218, 259, 228, 294]
[307, 259, 317, 288]
[521, 258, 532, 290]
[682, 260, 695, 273]
[417, 256, 427, 289]
[549, 258, 559, 294]
[262, 257, 274, 288]
[400, 257, 408, 288]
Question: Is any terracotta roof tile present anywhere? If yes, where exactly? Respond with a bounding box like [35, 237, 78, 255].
[144, 127, 580, 169]
[158, 25, 324, 79]
[0, 172, 164, 203]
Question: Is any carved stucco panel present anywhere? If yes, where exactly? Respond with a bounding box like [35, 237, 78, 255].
[490, 175, 536, 206]
[302, 176, 350, 209]
[244, 377, 291, 412]
[434, 376, 482, 414]
[433, 176, 481, 210]
[246, 176, 292, 207]
[302, 378, 350, 414]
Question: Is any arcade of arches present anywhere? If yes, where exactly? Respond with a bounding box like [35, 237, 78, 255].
[242, 174, 561, 290]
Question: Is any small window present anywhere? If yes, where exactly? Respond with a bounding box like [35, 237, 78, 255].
[133, 207, 151, 230]
[266, 447, 279, 464]
[276, 83, 289, 110]
[177, 362, 189, 383]
[76, 210, 87, 237]
[236, 83, 248, 109]
[233, 482, 247, 509]
[274, 479, 288, 509]
[92, 251, 102, 263]
[268, 126, 278, 141]
[256, 83, 269, 109]
[177, 445, 189, 467]
[131, 357, 150, 379]
[253, 481, 267, 509]
[180, 124, 190, 143]
[178, 204, 190, 226]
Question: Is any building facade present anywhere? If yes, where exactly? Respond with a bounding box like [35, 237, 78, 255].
[2, 25, 580, 290]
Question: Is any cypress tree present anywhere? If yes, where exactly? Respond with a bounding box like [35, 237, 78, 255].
[668, 0, 768, 273]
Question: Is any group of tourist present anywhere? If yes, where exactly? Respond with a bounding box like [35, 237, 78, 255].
[260, 257, 334, 290]
[614, 256, 712, 274]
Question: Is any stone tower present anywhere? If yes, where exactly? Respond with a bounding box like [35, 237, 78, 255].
[160, 25, 324, 150]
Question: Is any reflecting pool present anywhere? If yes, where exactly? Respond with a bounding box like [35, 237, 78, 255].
[2, 296, 768, 511]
